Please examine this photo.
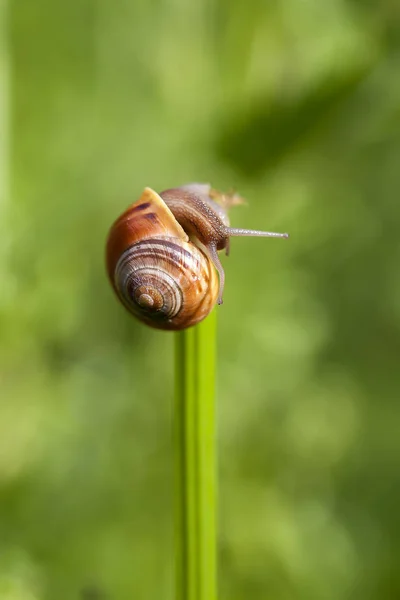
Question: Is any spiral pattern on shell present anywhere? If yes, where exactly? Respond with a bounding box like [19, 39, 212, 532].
[112, 236, 218, 330]
[106, 187, 221, 330]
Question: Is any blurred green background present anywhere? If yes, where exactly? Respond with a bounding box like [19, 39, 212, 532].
[1, 0, 400, 598]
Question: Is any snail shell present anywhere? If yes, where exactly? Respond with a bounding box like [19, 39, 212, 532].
[106, 187, 219, 331]
[106, 184, 288, 331]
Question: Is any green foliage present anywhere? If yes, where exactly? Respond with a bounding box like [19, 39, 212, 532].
[1, 0, 400, 598]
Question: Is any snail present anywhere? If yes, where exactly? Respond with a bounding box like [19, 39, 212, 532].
[106, 183, 288, 331]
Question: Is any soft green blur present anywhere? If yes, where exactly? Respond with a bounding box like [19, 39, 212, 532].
[1, 1, 400, 598]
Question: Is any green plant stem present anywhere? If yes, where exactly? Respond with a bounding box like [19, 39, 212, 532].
[174, 309, 217, 600]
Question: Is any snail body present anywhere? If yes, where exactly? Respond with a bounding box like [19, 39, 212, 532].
[106, 184, 288, 331]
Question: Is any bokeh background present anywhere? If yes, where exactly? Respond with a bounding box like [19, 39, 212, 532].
[1, 0, 400, 598]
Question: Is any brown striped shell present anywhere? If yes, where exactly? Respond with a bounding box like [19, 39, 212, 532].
[106, 184, 289, 330]
[106, 187, 219, 330]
